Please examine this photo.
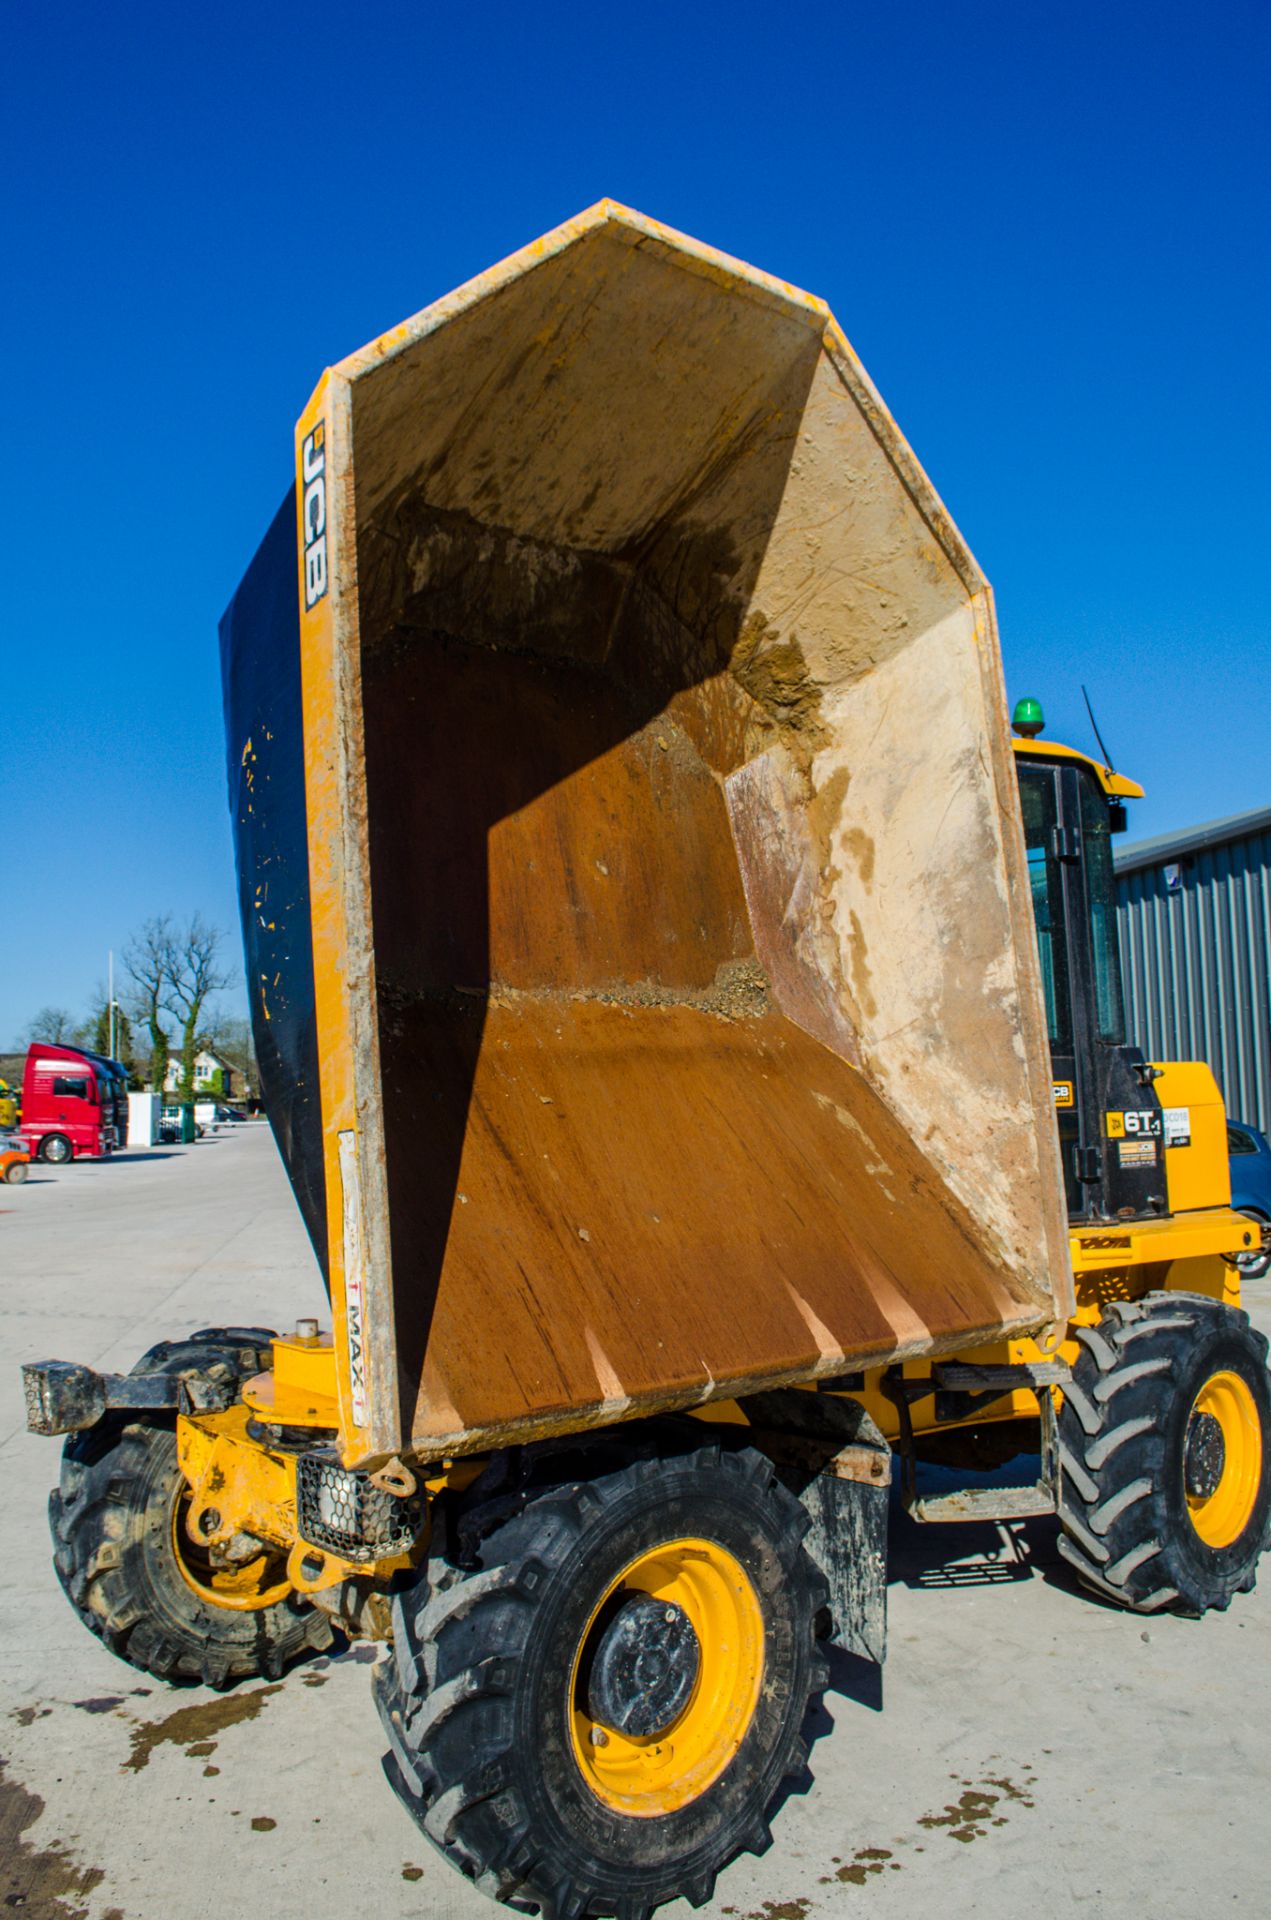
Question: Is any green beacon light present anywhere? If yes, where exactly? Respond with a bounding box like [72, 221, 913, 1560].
[1012, 696, 1045, 739]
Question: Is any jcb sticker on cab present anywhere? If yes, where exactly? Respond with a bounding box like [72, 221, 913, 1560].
[1106, 1109, 1163, 1139]
[301, 422, 328, 609]
[1053, 1081, 1074, 1108]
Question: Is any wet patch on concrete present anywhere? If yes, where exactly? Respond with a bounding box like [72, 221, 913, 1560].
[124, 1683, 282, 1772]
[250, 1816, 276, 1833]
[796, 1762, 1040, 1902]
[822, 1845, 897, 1886]
[918, 1770, 1037, 1844]
[0, 1760, 106, 1919]
[10, 1707, 52, 1728]
[741, 1902, 813, 1920]
[71, 1697, 127, 1715]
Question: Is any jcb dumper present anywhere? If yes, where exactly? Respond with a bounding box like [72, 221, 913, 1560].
[25, 203, 1270, 1920]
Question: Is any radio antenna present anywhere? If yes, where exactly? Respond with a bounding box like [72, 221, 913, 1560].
[1081, 683, 1116, 771]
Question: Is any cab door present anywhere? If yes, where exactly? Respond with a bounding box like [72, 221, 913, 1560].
[1018, 759, 1165, 1221]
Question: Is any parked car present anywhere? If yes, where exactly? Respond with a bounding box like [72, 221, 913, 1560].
[159, 1103, 204, 1144]
[1229, 1120, 1271, 1278]
[1, 1132, 31, 1184]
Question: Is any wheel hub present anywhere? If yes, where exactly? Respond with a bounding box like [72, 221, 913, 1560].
[587, 1592, 700, 1738]
[1184, 1409, 1226, 1501]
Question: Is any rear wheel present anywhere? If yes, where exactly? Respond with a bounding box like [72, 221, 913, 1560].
[48, 1328, 331, 1687]
[376, 1442, 826, 1919]
[1234, 1213, 1270, 1281]
[4, 1159, 28, 1184]
[40, 1134, 72, 1164]
[1056, 1293, 1271, 1613]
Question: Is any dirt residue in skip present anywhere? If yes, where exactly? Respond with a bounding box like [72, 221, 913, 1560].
[0, 1760, 115, 1919]
[124, 1683, 282, 1772]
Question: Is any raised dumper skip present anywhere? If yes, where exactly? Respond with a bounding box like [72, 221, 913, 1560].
[24, 203, 1271, 1920]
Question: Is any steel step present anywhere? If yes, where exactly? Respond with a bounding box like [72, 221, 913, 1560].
[932, 1361, 1070, 1392]
[907, 1483, 1055, 1524]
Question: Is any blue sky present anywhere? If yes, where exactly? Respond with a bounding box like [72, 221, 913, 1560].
[5, 1, 1269, 1039]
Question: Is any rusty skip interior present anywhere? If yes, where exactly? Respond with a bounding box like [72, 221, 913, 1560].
[330, 209, 1067, 1453]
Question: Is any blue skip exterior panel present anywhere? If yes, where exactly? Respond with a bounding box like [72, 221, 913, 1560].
[1115, 807, 1271, 1135]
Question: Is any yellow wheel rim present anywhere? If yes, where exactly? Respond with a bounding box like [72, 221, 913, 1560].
[1185, 1371, 1262, 1549]
[171, 1491, 294, 1613]
[568, 1537, 764, 1818]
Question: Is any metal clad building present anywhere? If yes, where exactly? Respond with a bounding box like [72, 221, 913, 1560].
[1115, 803, 1271, 1134]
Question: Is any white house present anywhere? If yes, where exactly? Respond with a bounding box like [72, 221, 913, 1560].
[163, 1048, 235, 1097]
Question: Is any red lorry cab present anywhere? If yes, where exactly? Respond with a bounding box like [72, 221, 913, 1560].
[21, 1044, 128, 1164]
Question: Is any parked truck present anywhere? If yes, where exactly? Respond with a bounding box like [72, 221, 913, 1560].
[25, 203, 1270, 1920]
[21, 1041, 128, 1162]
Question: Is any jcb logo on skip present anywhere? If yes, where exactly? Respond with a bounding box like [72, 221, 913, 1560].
[302, 424, 328, 608]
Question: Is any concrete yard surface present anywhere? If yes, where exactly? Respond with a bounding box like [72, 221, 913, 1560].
[2, 1126, 1269, 1919]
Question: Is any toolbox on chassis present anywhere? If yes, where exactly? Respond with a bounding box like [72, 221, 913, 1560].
[25, 203, 1270, 1920]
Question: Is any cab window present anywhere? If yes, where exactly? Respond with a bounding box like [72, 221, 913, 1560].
[53, 1075, 89, 1099]
[1018, 768, 1072, 1050]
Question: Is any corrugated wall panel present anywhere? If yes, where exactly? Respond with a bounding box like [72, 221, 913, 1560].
[1116, 828, 1271, 1134]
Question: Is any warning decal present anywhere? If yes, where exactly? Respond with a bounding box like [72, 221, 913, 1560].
[1118, 1138, 1158, 1167]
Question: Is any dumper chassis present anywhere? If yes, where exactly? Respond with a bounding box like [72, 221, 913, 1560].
[23, 202, 1271, 1919]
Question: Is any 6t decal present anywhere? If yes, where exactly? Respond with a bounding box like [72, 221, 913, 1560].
[302, 422, 328, 608]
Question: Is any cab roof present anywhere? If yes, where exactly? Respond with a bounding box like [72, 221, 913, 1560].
[1011, 735, 1144, 799]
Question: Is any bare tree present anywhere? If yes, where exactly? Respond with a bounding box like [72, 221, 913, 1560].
[123, 915, 173, 1095]
[203, 1011, 258, 1104]
[162, 915, 233, 1103]
[20, 1006, 77, 1046]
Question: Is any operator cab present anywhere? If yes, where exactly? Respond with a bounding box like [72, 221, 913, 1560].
[1010, 698, 1164, 1224]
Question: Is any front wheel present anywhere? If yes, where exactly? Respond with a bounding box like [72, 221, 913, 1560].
[376, 1442, 827, 1919]
[1057, 1293, 1271, 1614]
[40, 1134, 72, 1164]
[4, 1159, 28, 1184]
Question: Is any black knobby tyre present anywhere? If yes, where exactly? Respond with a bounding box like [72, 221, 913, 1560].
[375, 1441, 828, 1920]
[49, 1328, 332, 1688]
[1056, 1293, 1271, 1614]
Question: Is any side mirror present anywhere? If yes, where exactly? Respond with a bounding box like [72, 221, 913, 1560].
[1108, 801, 1128, 835]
